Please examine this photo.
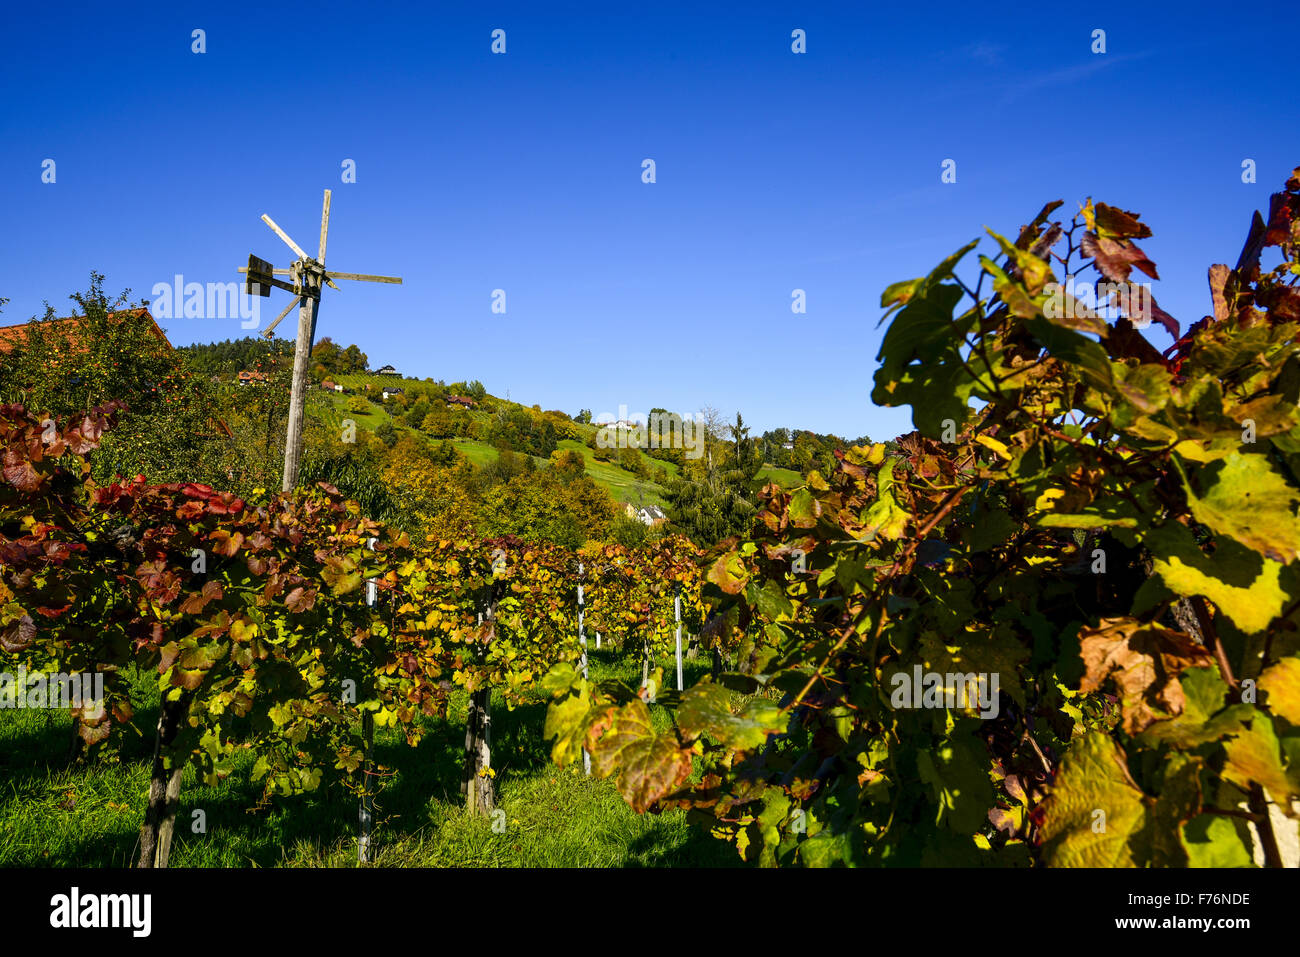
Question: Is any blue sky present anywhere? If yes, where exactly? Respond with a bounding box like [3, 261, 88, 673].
[1, 2, 1296, 440]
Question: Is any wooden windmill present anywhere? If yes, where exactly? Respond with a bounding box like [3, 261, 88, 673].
[238, 189, 402, 492]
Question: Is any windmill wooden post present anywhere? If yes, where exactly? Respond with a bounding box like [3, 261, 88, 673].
[239, 189, 402, 492]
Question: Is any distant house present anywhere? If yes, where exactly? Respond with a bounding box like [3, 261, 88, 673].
[0, 306, 169, 355]
[373, 365, 400, 376]
[637, 505, 668, 527]
[0, 306, 231, 439]
[320, 380, 344, 392]
[446, 395, 477, 409]
[381, 386, 404, 400]
[237, 370, 270, 386]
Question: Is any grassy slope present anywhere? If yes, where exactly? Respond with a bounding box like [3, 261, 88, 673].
[755, 465, 802, 488]
[313, 380, 674, 507]
[314, 378, 811, 502]
[0, 651, 737, 868]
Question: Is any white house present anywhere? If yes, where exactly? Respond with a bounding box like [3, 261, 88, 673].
[637, 505, 667, 526]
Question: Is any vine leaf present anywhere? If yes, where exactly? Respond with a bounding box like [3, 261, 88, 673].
[677, 682, 786, 751]
[587, 699, 692, 813]
[1221, 715, 1298, 803]
[1183, 452, 1300, 564]
[1040, 733, 1149, 867]
[1258, 657, 1300, 725]
[1079, 617, 1214, 734]
[1141, 524, 1290, 634]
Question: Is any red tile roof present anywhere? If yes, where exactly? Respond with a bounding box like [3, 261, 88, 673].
[0, 307, 170, 355]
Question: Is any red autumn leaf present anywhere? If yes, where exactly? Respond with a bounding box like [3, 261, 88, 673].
[1080, 232, 1160, 282]
[0, 614, 37, 652]
[284, 586, 318, 613]
[178, 580, 223, 615]
[2, 452, 43, 492]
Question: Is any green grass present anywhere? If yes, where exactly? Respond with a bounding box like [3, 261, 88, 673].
[553, 440, 671, 507]
[756, 465, 803, 488]
[449, 438, 546, 470]
[0, 651, 739, 868]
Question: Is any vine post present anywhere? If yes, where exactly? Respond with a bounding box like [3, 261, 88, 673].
[674, 582, 683, 692]
[358, 536, 378, 864]
[463, 596, 497, 815]
[578, 561, 591, 776]
[137, 689, 191, 869]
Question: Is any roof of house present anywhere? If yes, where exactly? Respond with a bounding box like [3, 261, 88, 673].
[0, 307, 169, 355]
[238, 370, 270, 381]
[447, 395, 477, 406]
[0, 306, 234, 440]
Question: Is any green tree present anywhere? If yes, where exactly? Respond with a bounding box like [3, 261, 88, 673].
[0, 274, 225, 487]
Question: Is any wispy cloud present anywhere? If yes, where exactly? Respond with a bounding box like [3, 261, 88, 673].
[967, 42, 1006, 66]
[998, 50, 1156, 105]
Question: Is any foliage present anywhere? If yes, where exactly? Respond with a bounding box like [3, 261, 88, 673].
[477, 467, 616, 548]
[0, 274, 227, 488]
[545, 169, 1300, 867]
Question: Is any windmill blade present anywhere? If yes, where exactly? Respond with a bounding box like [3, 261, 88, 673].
[262, 213, 310, 261]
[261, 295, 304, 338]
[319, 189, 332, 265]
[323, 271, 403, 284]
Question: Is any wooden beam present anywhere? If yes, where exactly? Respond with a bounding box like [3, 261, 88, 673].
[262, 213, 310, 261]
[261, 295, 303, 338]
[323, 271, 403, 284]
[260, 275, 312, 297]
[281, 273, 321, 493]
[239, 265, 370, 288]
[319, 189, 332, 265]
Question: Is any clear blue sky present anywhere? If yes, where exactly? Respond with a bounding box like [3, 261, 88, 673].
[1, 2, 1295, 440]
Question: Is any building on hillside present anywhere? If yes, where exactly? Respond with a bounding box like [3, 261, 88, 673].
[237, 370, 270, 386]
[372, 364, 400, 376]
[0, 306, 170, 355]
[0, 306, 233, 439]
[446, 395, 477, 409]
[637, 505, 668, 527]
[381, 386, 404, 400]
[320, 380, 344, 392]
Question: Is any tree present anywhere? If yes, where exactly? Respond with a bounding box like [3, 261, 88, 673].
[477, 469, 615, 547]
[549, 448, 587, 481]
[0, 273, 226, 488]
[381, 436, 478, 538]
[342, 343, 368, 374]
[618, 446, 647, 477]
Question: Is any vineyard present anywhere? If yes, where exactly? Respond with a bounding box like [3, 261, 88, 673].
[4, 169, 1300, 869]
